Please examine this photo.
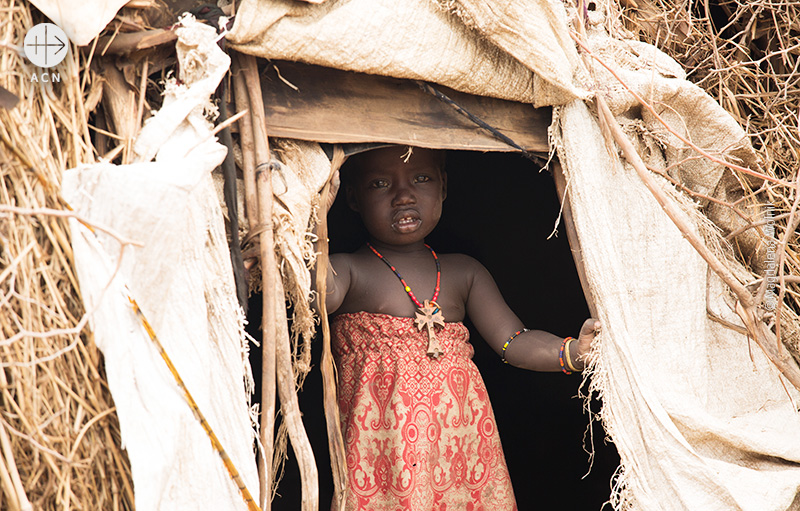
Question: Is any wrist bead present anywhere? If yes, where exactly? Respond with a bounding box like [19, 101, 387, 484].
[559, 337, 574, 374]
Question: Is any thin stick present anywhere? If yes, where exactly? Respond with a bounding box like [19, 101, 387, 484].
[552, 161, 598, 318]
[232, 59, 258, 231]
[273, 274, 319, 511]
[0, 417, 32, 511]
[136, 59, 149, 136]
[128, 296, 261, 511]
[316, 150, 348, 511]
[212, 109, 249, 137]
[101, 144, 125, 162]
[239, 52, 276, 510]
[0, 130, 58, 193]
[0, 448, 21, 511]
[0, 416, 75, 465]
[595, 99, 752, 302]
[95, 29, 177, 56]
[100, 21, 123, 56]
[748, 276, 800, 287]
[774, 170, 800, 345]
[180, 109, 249, 158]
[103, 428, 135, 506]
[0, 205, 142, 247]
[88, 124, 125, 141]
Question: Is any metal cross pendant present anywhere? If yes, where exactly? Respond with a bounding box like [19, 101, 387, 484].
[415, 300, 446, 358]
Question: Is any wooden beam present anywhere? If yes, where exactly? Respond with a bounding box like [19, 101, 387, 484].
[260, 61, 550, 152]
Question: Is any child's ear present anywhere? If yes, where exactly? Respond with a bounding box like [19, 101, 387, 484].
[440, 171, 448, 201]
[345, 185, 360, 212]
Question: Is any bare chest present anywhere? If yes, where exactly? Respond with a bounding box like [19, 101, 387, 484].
[337, 254, 470, 322]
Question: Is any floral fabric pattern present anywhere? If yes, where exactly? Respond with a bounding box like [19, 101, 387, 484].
[332, 311, 517, 511]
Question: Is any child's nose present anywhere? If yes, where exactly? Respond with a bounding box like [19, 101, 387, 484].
[391, 185, 415, 206]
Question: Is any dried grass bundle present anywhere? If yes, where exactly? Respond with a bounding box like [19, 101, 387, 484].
[607, 0, 800, 360]
[0, 1, 133, 510]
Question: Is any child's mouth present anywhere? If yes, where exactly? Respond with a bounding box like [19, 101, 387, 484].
[392, 213, 421, 233]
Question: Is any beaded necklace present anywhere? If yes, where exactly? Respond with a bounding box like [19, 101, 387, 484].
[366, 242, 446, 358]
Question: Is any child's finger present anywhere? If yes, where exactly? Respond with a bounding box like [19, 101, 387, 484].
[579, 318, 601, 338]
[575, 319, 600, 363]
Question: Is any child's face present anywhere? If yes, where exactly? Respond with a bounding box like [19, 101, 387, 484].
[347, 146, 446, 247]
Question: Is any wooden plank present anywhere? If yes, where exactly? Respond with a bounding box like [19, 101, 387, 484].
[260, 61, 550, 152]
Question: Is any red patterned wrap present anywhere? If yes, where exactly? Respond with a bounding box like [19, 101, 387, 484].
[332, 311, 517, 511]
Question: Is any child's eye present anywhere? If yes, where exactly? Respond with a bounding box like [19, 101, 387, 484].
[368, 179, 389, 189]
[414, 175, 431, 183]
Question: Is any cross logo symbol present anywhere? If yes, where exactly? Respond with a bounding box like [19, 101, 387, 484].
[24, 23, 68, 68]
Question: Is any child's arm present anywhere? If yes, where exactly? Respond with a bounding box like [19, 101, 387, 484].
[464, 258, 599, 372]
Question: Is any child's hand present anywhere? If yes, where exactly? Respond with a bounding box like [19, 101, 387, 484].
[576, 318, 601, 366]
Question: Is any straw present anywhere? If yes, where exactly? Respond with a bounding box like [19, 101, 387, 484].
[0, 1, 134, 509]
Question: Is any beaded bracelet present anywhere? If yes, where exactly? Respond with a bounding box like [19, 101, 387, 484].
[559, 337, 574, 374]
[563, 337, 581, 373]
[501, 328, 529, 364]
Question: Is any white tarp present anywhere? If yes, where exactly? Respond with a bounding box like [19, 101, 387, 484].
[554, 14, 800, 509]
[226, 0, 588, 107]
[556, 98, 800, 510]
[63, 18, 259, 511]
[554, 75, 800, 511]
[29, 0, 129, 46]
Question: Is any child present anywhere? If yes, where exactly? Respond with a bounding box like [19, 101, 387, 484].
[323, 145, 600, 511]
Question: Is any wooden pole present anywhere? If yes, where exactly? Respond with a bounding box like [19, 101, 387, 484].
[232, 61, 259, 231]
[273, 276, 320, 511]
[238, 52, 277, 510]
[239, 52, 320, 510]
[315, 150, 348, 511]
[552, 161, 598, 318]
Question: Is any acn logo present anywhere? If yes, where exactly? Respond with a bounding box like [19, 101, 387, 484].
[24, 23, 68, 68]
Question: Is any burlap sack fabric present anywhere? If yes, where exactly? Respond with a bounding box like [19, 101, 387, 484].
[226, 0, 585, 107]
[554, 99, 800, 510]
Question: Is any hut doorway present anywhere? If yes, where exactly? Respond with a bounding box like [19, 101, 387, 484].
[247, 150, 619, 510]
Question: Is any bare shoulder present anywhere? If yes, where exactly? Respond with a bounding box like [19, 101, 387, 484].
[329, 252, 356, 278]
[439, 253, 489, 284]
[329, 251, 355, 267]
[329, 250, 374, 283]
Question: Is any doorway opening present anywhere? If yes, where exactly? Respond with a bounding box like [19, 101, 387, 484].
[248, 150, 620, 510]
